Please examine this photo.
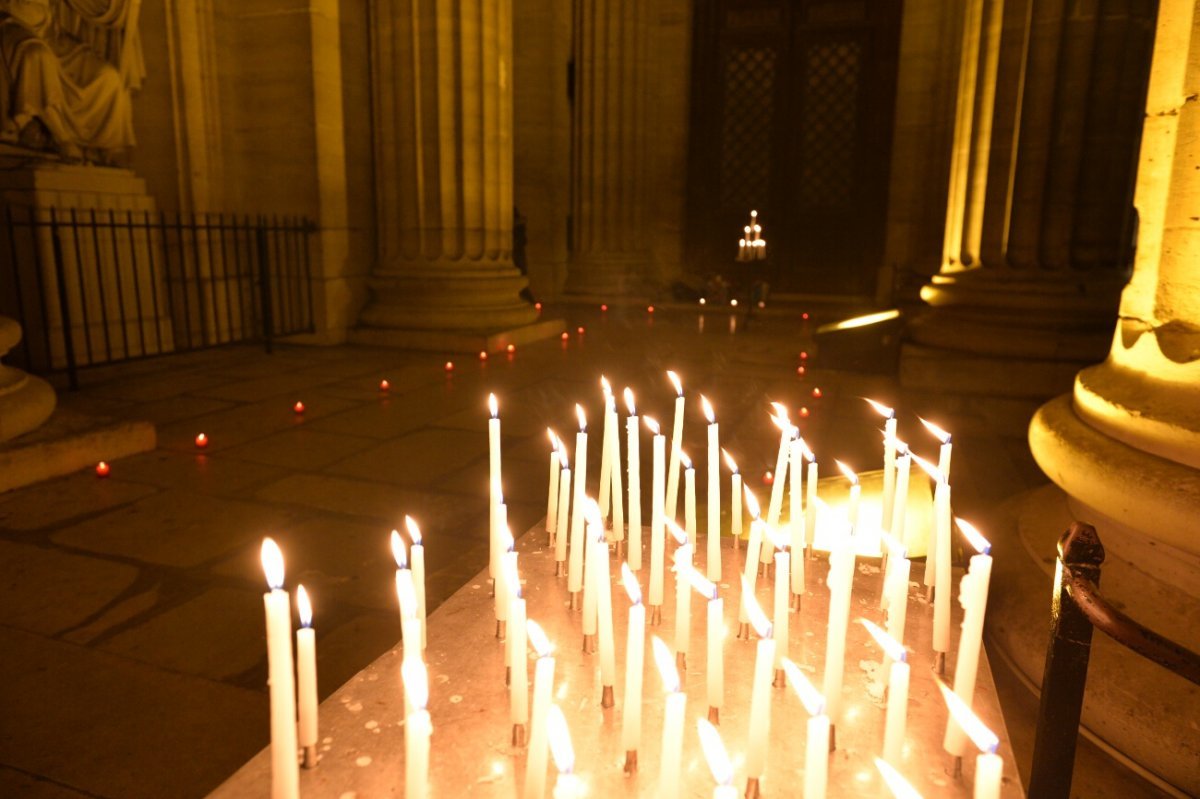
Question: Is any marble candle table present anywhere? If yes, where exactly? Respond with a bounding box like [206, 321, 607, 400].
[210, 520, 1023, 798]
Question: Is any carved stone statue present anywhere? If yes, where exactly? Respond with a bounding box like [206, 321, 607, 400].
[0, 0, 141, 162]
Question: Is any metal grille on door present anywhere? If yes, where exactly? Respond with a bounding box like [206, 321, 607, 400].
[719, 47, 777, 209]
[799, 40, 862, 207]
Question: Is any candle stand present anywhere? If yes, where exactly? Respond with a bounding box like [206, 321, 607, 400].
[212, 522, 1025, 798]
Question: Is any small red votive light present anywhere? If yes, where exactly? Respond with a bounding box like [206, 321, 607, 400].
[445, 361, 455, 372]
[535, 302, 542, 311]
[763, 470, 774, 485]
[799, 351, 809, 361]
[561, 332, 569, 341]
[577, 326, 586, 334]
[601, 304, 608, 312]
[293, 401, 305, 415]
[647, 305, 655, 313]
[812, 387, 822, 398]
[506, 344, 516, 353]
[95, 461, 110, 477]
[799, 407, 810, 418]
[798, 366, 806, 376]
[195, 433, 208, 449]
[479, 351, 488, 361]
[380, 379, 390, 392]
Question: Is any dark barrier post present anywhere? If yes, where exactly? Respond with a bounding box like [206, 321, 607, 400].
[48, 208, 79, 390]
[1028, 522, 1105, 799]
[255, 216, 273, 354]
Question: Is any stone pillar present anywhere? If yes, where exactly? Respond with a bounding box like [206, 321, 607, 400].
[1015, 2, 1200, 793]
[564, 0, 651, 298]
[901, 0, 1155, 406]
[0, 317, 55, 443]
[359, 0, 538, 337]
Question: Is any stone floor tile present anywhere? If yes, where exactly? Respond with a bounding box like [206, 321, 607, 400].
[217, 428, 377, 472]
[325, 428, 488, 488]
[0, 473, 158, 531]
[0, 765, 95, 798]
[155, 394, 360, 453]
[120, 394, 237, 426]
[107, 450, 288, 495]
[61, 586, 161, 646]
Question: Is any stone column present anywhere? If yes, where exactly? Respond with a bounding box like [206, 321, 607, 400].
[1018, 3, 1200, 793]
[902, 0, 1155, 406]
[564, 0, 651, 298]
[0, 317, 55, 443]
[359, 0, 538, 337]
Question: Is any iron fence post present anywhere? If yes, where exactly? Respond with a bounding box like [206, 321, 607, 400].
[256, 217, 273, 354]
[1029, 522, 1105, 799]
[48, 208, 79, 390]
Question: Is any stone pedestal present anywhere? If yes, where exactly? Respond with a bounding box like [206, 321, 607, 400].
[0, 317, 54, 443]
[357, 0, 546, 346]
[1011, 3, 1200, 794]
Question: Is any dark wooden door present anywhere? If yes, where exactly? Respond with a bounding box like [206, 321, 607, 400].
[686, 0, 902, 296]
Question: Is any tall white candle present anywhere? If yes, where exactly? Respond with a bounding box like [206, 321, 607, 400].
[934, 476, 951, 657]
[975, 753, 1004, 799]
[260, 538, 299, 799]
[525, 620, 556, 799]
[554, 451, 571, 571]
[546, 430, 561, 540]
[599, 377, 614, 519]
[697, 719, 737, 799]
[610, 390, 625, 545]
[665, 371, 685, 521]
[508, 558, 529, 737]
[862, 619, 910, 767]
[885, 540, 911, 651]
[405, 516, 427, 649]
[595, 518, 617, 702]
[647, 417, 666, 611]
[582, 504, 600, 645]
[546, 704, 585, 799]
[496, 512, 511, 630]
[394, 570, 421, 669]
[620, 565, 645, 766]
[723, 450, 742, 544]
[836, 461, 861, 534]
[823, 525, 856, 734]
[702, 396, 721, 581]
[652, 636, 687, 799]
[767, 403, 792, 526]
[945, 519, 994, 756]
[782, 660, 828, 799]
[891, 444, 911, 550]
[866, 400, 898, 533]
[295, 584, 319, 769]
[743, 580, 776, 783]
[489, 394, 501, 583]
[738, 489, 763, 631]
[707, 593, 724, 716]
[683, 452, 697, 540]
[625, 389, 642, 569]
[921, 417, 953, 482]
[402, 659, 431, 799]
[766, 527, 789, 678]
[789, 434, 805, 549]
[938, 681, 1003, 799]
[568, 405, 589, 598]
[669, 524, 692, 664]
[804, 445, 818, 553]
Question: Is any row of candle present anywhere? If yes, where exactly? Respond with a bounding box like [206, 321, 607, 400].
[736, 209, 768, 261]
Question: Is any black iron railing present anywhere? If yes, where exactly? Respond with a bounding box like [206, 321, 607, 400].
[0, 206, 316, 388]
[1029, 522, 1200, 798]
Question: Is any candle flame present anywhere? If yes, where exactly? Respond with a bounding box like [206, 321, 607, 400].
[835, 460, 858, 485]
[865, 398, 896, 419]
[875, 758, 924, 799]
[919, 417, 951, 444]
[624, 387, 636, 416]
[547, 427, 557, 449]
[740, 576, 772, 639]
[680, 450, 692, 470]
[667, 370, 683, 396]
[881, 531, 908, 559]
[701, 395, 715, 424]
[666, 519, 688, 547]
[762, 522, 788, 552]
[584, 498, 602, 532]
[722, 448, 738, 474]
[501, 527, 515, 553]
[910, 452, 944, 483]
[390, 529, 408, 569]
[600, 375, 611, 399]
[685, 567, 719, 600]
[575, 404, 586, 431]
[401, 658, 429, 711]
[802, 440, 815, 463]
[527, 619, 553, 658]
[781, 658, 825, 716]
[261, 537, 285, 590]
[546, 704, 574, 774]
[488, 393, 498, 419]
[743, 486, 761, 520]
[769, 401, 789, 420]
[405, 515, 422, 545]
[751, 209, 757, 218]
[651, 635, 681, 693]
[558, 447, 570, 469]
[621, 563, 643, 605]
[937, 679, 1000, 753]
[296, 584, 313, 628]
[697, 719, 734, 786]
[956, 518, 991, 555]
[396, 569, 417, 618]
[644, 416, 660, 435]
[860, 618, 906, 662]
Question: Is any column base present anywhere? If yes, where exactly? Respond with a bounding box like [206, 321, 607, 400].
[0, 317, 54, 443]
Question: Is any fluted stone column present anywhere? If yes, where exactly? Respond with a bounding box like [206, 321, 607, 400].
[902, 0, 1155, 402]
[359, 0, 538, 336]
[0, 317, 55, 443]
[564, 0, 651, 298]
[1010, 3, 1200, 793]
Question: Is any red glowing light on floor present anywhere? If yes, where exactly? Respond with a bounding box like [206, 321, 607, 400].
[601, 304, 608, 312]
[380, 379, 390, 391]
[445, 361, 455, 372]
[647, 305, 655, 313]
[763, 470, 774, 485]
[535, 302, 542, 311]
[802, 312, 810, 320]
[95, 461, 110, 477]
[812, 387, 822, 398]
[577, 326, 586, 334]
[799, 351, 809, 361]
[799, 407, 810, 418]
[561, 332, 569, 341]
[293, 401, 306, 414]
[796, 366, 805, 376]
[195, 433, 208, 449]
[506, 344, 516, 353]
[479, 351, 488, 361]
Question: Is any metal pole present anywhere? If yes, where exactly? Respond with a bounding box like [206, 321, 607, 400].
[1028, 522, 1105, 799]
[256, 217, 273, 354]
[48, 209, 79, 390]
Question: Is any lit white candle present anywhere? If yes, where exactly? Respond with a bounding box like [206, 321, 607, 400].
[261, 539, 298, 799]
[764, 524, 789, 683]
[568, 405, 589, 601]
[495, 514, 511, 634]
[620, 565, 645, 770]
[652, 636, 687, 799]
[625, 389, 642, 569]
[647, 416, 667, 616]
[702, 396, 721, 580]
[914, 454, 952, 666]
[781, 659, 829, 799]
[582, 501, 601, 649]
[667, 521, 692, 667]
[875, 758, 923, 799]
[883, 533, 911, 650]
[921, 417, 953, 482]
[723, 450, 742, 546]
[525, 620, 556, 799]
[546, 704, 585, 799]
[665, 371, 685, 521]
[767, 403, 793, 526]
[891, 444, 911, 548]
[554, 449, 571, 574]
[862, 619, 910, 767]
[682, 451, 697, 540]
[488, 394, 501, 586]
[595, 512, 617, 705]
[405, 516, 427, 649]
[835, 460, 861, 533]
[866, 400, 898, 533]
[738, 488, 763, 636]
[697, 719, 738, 799]
[686, 565, 721, 714]
[823, 523, 856, 739]
[609, 385, 625, 547]
[393, 571, 421, 671]
[508, 557, 529, 742]
[938, 680, 1003, 799]
[789, 436, 806, 588]
[402, 659, 432, 799]
[742, 579, 776, 786]
[546, 430, 561, 541]
[945, 519, 994, 757]
[918, 419, 951, 593]
[599, 377, 614, 520]
[295, 584, 319, 769]
[804, 443, 818, 554]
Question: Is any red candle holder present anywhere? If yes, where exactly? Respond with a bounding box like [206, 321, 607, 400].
[95, 461, 111, 478]
[763, 470, 774, 486]
[799, 407, 810, 418]
[796, 366, 806, 377]
[799, 351, 809, 361]
[561, 332, 569, 341]
[444, 361, 455, 372]
[479, 351, 488, 361]
[812, 387, 822, 399]
[293, 401, 306, 415]
[577, 326, 586, 334]
[506, 344, 516, 354]
[600, 304, 608, 312]
[195, 433, 209, 449]
[379, 379, 390, 392]
[534, 302, 543, 311]
[647, 305, 655, 314]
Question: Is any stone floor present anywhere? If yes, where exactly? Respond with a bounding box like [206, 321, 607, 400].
[0, 302, 1170, 798]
